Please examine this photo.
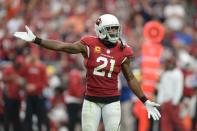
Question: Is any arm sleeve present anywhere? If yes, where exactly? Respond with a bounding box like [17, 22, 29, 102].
[125, 45, 134, 58]
[80, 36, 92, 58]
[122, 45, 134, 64]
[80, 36, 90, 45]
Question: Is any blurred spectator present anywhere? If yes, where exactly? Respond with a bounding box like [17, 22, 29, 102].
[157, 56, 186, 131]
[128, 12, 144, 48]
[182, 63, 196, 97]
[6, 14, 24, 35]
[4, 0, 21, 20]
[0, 35, 16, 61]
[64, 68, 85, 131]
[44, 65, 61, 98]
[49, 87, 67, 131]
[181, 54, 197, 131]
[2, 56, 24, 131]
[21, 54, 50, 131]
[164, 0, 185, 31]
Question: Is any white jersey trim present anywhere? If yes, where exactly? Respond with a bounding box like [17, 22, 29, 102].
[86, 45, 90, 58]
[121, 57, 127, 64]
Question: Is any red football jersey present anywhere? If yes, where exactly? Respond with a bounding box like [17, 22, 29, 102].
[80, 36, 133, 97]
[21, 63, 48, 95]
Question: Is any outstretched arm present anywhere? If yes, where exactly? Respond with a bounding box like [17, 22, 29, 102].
[14, 26, 87, 56]
[37, 39, 86, 56]
[121, 58, 161, 120]
[121, 58, 145, 99]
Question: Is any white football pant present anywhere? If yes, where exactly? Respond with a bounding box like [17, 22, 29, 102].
[82, 99, 121, 131]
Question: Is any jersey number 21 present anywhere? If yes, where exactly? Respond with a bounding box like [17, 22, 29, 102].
[93, 56, 115, 78]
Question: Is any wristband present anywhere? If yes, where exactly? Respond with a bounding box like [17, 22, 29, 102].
[140, 96, 148, 103]
[34, 37, 42, 45]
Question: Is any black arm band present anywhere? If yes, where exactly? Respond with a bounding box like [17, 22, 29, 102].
[34, 37, 42, 45]
[140, 96, 148, 103]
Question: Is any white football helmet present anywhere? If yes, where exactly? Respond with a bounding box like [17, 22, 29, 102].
[95, 14, 121, 43]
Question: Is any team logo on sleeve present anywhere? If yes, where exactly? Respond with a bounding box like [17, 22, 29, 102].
[94, 46, 101, 53]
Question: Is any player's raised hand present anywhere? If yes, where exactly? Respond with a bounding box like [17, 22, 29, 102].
[145, 100, 161, 120]
[14, 25, 36, 42]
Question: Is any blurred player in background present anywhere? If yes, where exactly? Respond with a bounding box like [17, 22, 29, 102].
[157, 56, 186, 131]
[14, 14, 161, 131]
[65, 68, 85, 131]
[21, 54, 50, 131]
[3, 56, 24, 131]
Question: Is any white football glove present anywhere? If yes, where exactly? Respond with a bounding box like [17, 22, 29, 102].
[145, 100, 161, 120]
[14, 25, 36, 42]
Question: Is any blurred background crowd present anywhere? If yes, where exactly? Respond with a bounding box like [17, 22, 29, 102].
[0, 0, 196, 131]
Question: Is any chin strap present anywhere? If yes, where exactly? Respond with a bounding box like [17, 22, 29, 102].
[100, 38, 125, 50]
[100, 39, 117, 48]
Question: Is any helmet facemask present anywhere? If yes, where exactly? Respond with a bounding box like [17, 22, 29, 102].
[95, 14, 121, 44]
[103, 25, 120, 43]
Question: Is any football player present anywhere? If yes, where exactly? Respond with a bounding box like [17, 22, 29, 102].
[14, 14, 161, 131]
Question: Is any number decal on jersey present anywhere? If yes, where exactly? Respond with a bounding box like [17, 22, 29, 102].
[108, 59, 115, 77]
[93, 56, 115, 78]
